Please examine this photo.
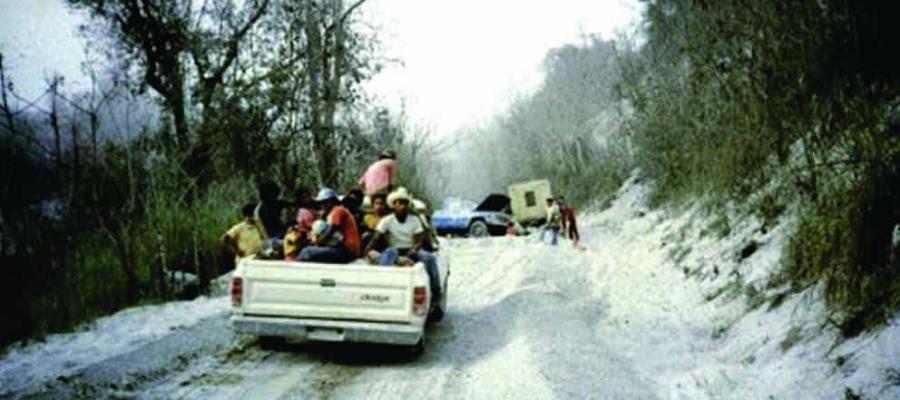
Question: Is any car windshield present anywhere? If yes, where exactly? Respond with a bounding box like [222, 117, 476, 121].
[440, 197, 478, 213]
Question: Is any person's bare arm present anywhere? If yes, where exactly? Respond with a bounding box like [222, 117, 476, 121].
[362, 231, 383, 256]
[410, 232, 426, 254]
[252, 219, 270, 240]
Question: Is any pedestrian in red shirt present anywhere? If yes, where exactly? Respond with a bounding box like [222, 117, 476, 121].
[558, 196, 580, 247]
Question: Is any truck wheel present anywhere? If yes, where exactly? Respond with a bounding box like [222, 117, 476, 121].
[431, 276, 448, 323]
[407, 336, 426, 358]
[430, 303, 445, 323]
[468, 220, 489, 237]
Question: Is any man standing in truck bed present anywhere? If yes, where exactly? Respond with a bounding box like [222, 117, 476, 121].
[358, 150, 397, 196]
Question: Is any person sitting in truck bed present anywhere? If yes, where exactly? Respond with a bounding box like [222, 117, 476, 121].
[294, 186, 317, 241]
[255, 179, 288, 240]
[221, 203, 265, 264]
[360, 193, 389, 252]
[411, 197, 439, 252]
[363, 193, 389, 231]
[284, 188, 317, 261]
[298, 188, 361, 264]
[363, 188, 442, 309]
[342, 188, 366, 232]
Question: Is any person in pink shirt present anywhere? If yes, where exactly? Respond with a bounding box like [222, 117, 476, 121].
[358, 150, 397, 196]
[284, 188, 317, 261]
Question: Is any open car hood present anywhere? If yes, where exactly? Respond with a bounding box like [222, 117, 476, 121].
[475, 194, 511, 212]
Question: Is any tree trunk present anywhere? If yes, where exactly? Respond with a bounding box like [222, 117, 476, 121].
[169, 73, 190, 147]
[121, 238, 139, 304]
[70, 123, 81, 195]
[322, 0, 345, 187]
[49, 80, 64, 169]
[305, 1, 334, 187]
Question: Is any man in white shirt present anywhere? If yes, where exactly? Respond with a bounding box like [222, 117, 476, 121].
[362, 188, 442, 313]
[539, 198, 562, 246]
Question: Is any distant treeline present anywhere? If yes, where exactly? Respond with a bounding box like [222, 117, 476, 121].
[465, 0, 900, 336]
[0, 0, 436, 347]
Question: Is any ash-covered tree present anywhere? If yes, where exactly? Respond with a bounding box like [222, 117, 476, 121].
[67, 0, 271, 182]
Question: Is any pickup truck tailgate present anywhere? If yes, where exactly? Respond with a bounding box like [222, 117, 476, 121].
[239, 260, 415, 324]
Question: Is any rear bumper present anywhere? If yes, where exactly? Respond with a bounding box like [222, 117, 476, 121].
[231, 315, 423, 345]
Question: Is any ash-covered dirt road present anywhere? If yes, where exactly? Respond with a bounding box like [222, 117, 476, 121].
[11, 180, 881, 399]
[11, 233, 656, 399]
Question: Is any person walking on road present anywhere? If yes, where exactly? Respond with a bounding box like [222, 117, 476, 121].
[558, 196, 580, 247]
[539, 198, 562, 246]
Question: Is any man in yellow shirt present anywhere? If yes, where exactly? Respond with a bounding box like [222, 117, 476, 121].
[221, 203, 265, 264]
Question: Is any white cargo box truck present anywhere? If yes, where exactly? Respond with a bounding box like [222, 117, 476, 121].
[507, 179, 553, 226]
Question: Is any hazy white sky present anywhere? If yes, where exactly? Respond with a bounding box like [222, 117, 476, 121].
[0, 0, 87, 96]
[0, 0, 642, 138]
[363, 0, 642, 137]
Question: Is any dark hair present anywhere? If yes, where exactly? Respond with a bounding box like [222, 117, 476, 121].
[257, 180, 280, 202]
[241, 203, 256, 218]
[343, 190, 363, 210]
[546, 198, 554, 203]
[371, 193, 387, 203]
[347, 188, 364, 199]
[294, 186, 310, 200]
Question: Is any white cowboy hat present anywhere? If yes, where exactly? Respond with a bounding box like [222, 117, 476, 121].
[387, 187, 412, 205]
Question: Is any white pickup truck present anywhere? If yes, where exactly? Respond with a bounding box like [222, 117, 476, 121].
[229, 256, 449, 356]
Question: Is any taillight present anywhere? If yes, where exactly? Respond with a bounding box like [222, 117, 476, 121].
[230, 277, 243, 308]
[412, 286, 427, 316]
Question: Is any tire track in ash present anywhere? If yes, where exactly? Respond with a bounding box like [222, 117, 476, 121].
[519, 247, 659, 399]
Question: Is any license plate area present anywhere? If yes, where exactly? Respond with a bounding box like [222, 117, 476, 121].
[306, 327, 345, 342]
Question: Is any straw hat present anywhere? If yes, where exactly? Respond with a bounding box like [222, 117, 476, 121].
[387, 187, 412, 205]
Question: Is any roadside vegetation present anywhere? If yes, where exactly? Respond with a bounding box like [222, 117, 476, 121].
[0, 0, 434, 347]
[464, 0, 900, 337]
[3, 0, 898, 349]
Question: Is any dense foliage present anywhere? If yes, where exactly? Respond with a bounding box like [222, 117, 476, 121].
[621, 0, 900, 336]
[464, 0, 900, 336]
[0, 0, 431, 347]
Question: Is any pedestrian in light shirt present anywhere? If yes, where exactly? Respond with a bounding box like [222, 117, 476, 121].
[539, 198, 562, 246]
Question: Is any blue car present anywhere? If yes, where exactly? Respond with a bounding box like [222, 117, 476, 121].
[432, 194, 513, 237]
